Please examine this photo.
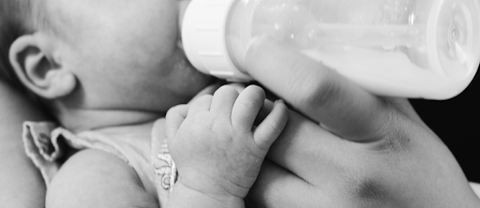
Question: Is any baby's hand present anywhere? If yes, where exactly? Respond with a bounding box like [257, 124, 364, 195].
[166, 85, 288, 200]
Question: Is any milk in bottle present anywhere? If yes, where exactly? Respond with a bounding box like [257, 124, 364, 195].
[182, 0, 480, 99]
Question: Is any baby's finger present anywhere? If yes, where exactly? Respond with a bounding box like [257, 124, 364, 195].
[188, 82, 222, 103]
[231, 85, 265, 132]
[187, 94, 212, 115]
[253, 100, 288, 150]
[209, 86, 239, 118]
[165, 105, 188, 143]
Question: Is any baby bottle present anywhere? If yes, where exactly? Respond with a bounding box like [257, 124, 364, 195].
[181, 0, 480, 99]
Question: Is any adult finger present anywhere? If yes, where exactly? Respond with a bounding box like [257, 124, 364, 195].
[253, 98, 361, 184]
[188, 82, 221, 103]
[248, 160, 325, 208]
[245, 39, 391, 141]
[386, 97, 432, 131]
[267, 107, 363, 182]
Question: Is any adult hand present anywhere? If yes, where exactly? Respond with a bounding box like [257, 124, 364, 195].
[243, 39, 480, 207]
[0, 82, 47, 208]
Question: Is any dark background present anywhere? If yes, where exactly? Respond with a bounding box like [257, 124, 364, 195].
[410, 68, 479, 183]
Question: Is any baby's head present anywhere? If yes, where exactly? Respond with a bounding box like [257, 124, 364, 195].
[1, 0, 214, 129]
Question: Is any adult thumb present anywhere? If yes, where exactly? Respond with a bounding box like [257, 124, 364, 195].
[244, 38, 391, 142]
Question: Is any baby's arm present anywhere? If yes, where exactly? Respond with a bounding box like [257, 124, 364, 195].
[165, 85, 288, 208]
[46, 149, 158, 208]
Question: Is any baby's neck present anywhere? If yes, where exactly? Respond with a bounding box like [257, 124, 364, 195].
[55, 107, 165, 133]
[52, 81, 224, 133]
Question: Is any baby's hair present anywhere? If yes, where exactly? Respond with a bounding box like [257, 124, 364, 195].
[0, 0, 32, 88]
[0, 0, 54, 118]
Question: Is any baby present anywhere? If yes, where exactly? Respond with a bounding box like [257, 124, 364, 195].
[1, 0, 287, 207]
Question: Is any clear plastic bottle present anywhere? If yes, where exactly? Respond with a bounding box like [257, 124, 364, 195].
[182, 0, 480, 99]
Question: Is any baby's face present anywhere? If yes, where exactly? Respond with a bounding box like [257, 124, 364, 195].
[46, 0, 214, 111]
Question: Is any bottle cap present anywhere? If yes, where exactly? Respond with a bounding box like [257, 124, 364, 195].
[181, 0, 252, 82]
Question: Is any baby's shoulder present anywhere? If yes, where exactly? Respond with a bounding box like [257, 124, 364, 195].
[47, 149, 158, 208]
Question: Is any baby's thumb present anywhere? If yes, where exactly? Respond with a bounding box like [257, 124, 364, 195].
[165, 105, 188, 145]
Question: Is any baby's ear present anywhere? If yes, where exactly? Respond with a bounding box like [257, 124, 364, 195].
[9, 34, 76, 99]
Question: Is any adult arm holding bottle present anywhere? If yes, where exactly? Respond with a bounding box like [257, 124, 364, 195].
[244, 39, 480, 208]
[0, 81, 47, 208]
